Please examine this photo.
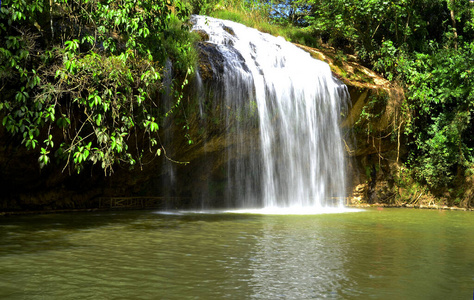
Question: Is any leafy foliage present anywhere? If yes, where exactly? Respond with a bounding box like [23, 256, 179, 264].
[0, 0, 195, 174]
[399, 44, 474, 188]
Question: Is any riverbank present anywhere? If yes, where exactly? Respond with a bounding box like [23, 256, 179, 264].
[347, 203, 473, 211]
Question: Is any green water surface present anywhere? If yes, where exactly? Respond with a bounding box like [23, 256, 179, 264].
[0, 208, 473, 299]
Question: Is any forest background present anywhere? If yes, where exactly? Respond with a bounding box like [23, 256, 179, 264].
[1, 0, 474, 207]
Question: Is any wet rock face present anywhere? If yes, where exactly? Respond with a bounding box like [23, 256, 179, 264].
[195, 41, 249, 82]
[196, 42, 225, 81]
[343, 84, 405, 205]
[223, 26, 235, 36]
[194, 29, 209, 41]
[0, 143, 107, 211]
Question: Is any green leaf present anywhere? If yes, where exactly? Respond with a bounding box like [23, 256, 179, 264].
[65, 39, 80, 53]
[150, 121, 159, 132]
[96, 114, 102, 126]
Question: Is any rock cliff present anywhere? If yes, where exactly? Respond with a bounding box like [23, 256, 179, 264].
[296, 44, 406, 205]
[0, 33, 404, 212]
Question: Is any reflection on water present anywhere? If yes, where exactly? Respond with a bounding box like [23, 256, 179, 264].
[0, 209, 473, 299]
[248, 218, 349, 299]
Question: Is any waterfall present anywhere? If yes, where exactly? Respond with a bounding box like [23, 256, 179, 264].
[191, 16, 348, 210]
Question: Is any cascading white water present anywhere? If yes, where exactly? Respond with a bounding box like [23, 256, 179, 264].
[192, 16, 348, 210]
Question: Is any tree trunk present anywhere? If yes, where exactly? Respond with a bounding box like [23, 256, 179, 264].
[449, 0, 458, 49]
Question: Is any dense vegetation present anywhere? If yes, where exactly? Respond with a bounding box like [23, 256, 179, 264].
[1, 0, 474, 205]
[0, 0, 195, 175]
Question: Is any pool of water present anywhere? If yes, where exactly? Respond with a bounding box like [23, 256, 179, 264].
[0, 208, 473, 299]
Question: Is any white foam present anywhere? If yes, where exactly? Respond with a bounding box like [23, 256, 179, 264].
[223, 206, 364, 215]
[154, 207, 364, 216]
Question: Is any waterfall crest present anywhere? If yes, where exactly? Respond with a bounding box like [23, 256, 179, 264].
[191, 15, 348, 209]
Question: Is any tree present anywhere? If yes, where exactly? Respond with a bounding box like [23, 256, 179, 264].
[266, 0, 312, 26]
[0, 0, 195, 175]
